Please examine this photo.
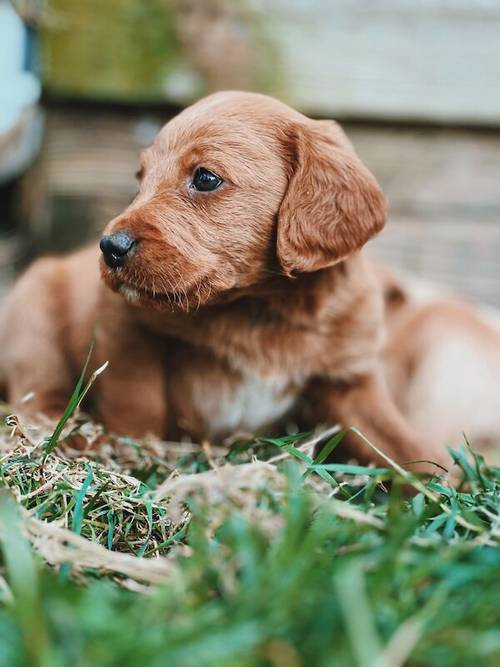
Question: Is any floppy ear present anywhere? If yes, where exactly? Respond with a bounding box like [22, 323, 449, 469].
[277, 120, 387, 274]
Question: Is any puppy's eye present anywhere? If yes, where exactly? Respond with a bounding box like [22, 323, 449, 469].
[192, 167, 223, 192]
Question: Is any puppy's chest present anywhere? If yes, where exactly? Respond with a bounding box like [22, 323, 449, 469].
[159, 307, 324, 438]
[194, 370, 299, 437]
[166, 345, 306, 439]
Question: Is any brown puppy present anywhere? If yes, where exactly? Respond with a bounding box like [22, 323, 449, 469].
[380, 268, 500, 460]
[0, 91, 442, 470]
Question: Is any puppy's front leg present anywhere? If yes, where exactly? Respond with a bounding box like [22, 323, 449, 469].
[307, 372, 446, 472]
[94, 321, 167, 439]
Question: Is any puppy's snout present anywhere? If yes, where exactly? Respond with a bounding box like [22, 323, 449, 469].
[100, 232, 136, 268]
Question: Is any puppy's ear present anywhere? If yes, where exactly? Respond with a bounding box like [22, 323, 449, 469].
[277, 120, 387, 274]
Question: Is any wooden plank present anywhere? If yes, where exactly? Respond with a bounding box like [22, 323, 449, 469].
[350, 123, 500, 306]
[251, 0, 500, 124]
[370, 219, 500, 307]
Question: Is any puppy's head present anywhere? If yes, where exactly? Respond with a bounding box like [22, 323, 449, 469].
[100, 91, 386, 311]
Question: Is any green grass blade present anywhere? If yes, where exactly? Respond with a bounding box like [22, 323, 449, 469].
[72, 467, 94, 536]
[302, 428, 347, 480]
[136, 501, 153, 557]
[311, 464, 391, 476]
[335, 561, 383, 667]
[261, 437, 340, 489]
[0, 491, 52, 666]
[43, 340, 95, 459]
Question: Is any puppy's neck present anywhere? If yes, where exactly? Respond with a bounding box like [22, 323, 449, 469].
[130, 253, 369, 335]
[240, 251, 373, 315]
[241, 262, 348, 324]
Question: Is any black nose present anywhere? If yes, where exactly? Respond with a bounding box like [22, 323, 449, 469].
[100, 232, 136, 268]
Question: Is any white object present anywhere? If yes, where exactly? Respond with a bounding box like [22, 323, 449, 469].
[0, 1, 40, 135]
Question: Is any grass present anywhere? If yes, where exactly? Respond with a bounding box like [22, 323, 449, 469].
[0, 396, 499, 666]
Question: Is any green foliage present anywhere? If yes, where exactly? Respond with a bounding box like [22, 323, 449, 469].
[42, 0, 184, 101]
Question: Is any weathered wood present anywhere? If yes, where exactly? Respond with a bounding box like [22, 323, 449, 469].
[353, 124, 500, 305]
[253, 0, 500, 125]
[40, 0, 500, 125]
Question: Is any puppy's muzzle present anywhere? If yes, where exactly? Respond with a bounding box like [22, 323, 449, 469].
[100, 232, 136, 268]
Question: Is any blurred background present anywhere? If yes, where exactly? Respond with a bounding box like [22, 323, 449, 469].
[1, 0, 500, 304]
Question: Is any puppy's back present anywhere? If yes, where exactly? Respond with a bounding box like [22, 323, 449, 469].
[382, 272, 500, 456]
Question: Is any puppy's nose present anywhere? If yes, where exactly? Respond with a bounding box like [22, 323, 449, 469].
[100, 232, 136, 268]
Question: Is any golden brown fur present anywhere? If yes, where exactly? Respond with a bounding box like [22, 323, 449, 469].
[0, 92, 446, 470]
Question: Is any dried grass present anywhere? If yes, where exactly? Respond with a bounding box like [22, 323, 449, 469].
[0, 404, 297, 588]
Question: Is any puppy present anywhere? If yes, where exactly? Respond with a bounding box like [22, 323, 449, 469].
[380, 268, 500, 460]
[0, 91, 443, 470]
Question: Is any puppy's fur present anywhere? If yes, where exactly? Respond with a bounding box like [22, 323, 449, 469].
[380, 268, 500, 460]
[0, 92, 445, 469]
